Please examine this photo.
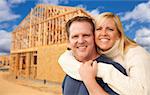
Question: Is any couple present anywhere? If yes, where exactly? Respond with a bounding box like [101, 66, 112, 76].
[58, 12, 150, 95]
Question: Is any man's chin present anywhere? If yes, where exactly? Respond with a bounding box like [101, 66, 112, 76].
[77, 49, 87, 52]
[75, 54, 87, 62]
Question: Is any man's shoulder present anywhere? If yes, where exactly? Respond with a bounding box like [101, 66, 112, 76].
[95, 54, 113, 63]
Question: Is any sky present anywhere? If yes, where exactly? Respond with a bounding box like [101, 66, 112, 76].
[0, 0, 150, 55]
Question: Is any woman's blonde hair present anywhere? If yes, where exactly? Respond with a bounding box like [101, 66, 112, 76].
[95, 12, 137, 55]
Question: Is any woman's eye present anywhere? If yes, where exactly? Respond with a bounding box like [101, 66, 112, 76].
[96, 27, 102, 31]
[108, 28, 114, 31]
[109, 29, 113, 31]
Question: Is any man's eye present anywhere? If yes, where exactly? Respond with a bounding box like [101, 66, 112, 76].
[72, 35, 78, 39]
[83, 34, 90, 37]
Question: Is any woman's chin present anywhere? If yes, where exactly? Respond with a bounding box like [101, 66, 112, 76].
[98, 45, 109, 50]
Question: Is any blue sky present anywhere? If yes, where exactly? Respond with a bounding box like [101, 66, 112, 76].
[0, 0, 150, 55]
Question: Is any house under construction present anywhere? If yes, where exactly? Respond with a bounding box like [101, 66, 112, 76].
[0, 55, 10, 67]
[10, 4, 91, 83]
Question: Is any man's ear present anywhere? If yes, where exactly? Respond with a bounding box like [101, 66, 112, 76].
[67, 41, 71, 50]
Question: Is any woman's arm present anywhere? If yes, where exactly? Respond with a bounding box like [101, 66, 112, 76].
[58, 50, 82, 80]
[97, 47, 150, 95]
[58, 49, 150, 95]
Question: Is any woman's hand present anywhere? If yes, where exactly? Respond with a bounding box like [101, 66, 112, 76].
[79, 60, 108, 95]
[79, 60, 97, 83]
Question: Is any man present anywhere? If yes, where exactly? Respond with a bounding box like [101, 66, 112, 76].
[59, 16, 127, 95]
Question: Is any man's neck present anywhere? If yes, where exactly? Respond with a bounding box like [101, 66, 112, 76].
[78, 51, 99, 63]
[90, 52, 99, 61]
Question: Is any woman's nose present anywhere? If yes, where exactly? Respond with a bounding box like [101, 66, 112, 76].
[100, 29, 107, 36]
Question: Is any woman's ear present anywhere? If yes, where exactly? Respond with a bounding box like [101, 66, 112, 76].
[116, 36, 120, 40]
[116, 32, 121, 40]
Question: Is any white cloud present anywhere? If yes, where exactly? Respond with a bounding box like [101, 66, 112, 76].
[0, 0, 20, 22]
[38, 0, 59, 5]
[89, 8, 100, 16]
[12, 25, 18, 30]
[76, 4, 86, 9]
[0, 52, 9, 55]
[9, 0, 26, 4]
[37, 0, 69, 5]
[135, 28, 150, 52]
[76, 4, 100, 16]
[135, 28, 150, 37]
[0, 23, 10, 29]
[0, 30, 11, 55]
[124, 21, 136, 32]
[120, 0, 150, 53]
[122, 1, 150, 23]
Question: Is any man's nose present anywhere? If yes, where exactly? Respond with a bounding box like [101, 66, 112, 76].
[78, 36, 85, 43]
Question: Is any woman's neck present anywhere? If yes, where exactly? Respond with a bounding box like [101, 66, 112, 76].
[99, 40, 120, 59]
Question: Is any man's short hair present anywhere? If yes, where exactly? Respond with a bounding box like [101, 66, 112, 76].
[65, 16, 95, 38]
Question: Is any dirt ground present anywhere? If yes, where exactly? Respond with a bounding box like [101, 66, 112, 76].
[0, 70, 62, 95]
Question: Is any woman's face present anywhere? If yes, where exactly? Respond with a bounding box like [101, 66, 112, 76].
[95, 18, 120, 51]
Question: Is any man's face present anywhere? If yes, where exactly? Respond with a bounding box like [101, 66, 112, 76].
[68, 21, 96, 62]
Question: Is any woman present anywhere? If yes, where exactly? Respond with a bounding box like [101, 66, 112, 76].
[58, 12, 150, 95]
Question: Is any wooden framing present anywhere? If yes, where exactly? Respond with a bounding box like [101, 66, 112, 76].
[10, 4, 91, 82]
[0, 55, 10, 67]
